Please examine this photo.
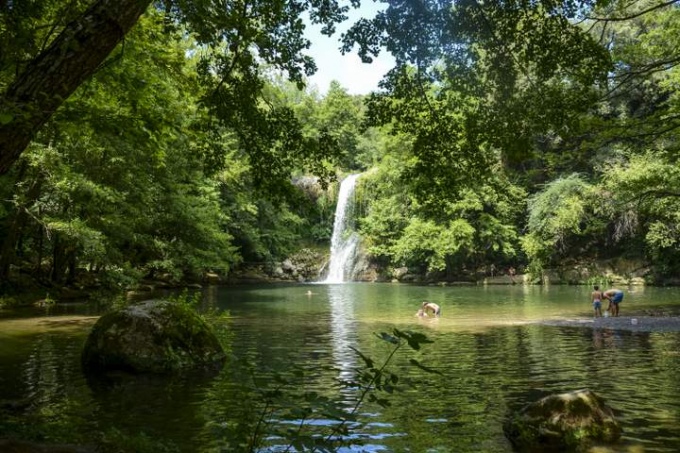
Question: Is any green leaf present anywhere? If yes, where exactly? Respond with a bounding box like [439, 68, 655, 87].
[349, 346, 374, 368]
[375, 332, 400, 344]
[409, 358, 443, 375]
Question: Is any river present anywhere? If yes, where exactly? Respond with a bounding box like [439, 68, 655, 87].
[1, 283, 679, 452]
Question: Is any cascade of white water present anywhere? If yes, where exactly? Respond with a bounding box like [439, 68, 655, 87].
[324, 174, 360, 283]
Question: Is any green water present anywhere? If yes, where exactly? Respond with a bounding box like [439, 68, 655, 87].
[1, 284, 680, 452]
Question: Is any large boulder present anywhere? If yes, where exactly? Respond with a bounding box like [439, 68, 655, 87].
[504, 389, 622, 451]
[82, 300, 225, 374]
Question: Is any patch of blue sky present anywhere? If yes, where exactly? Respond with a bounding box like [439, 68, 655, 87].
[303, 1, 395, 95]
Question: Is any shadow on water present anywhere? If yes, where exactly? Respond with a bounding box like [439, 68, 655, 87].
[84, 368, 223, 446]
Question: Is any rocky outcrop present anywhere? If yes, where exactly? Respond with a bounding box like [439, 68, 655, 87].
[351, 248, 380, 282]
[229, 248, 328, 283]
[81, 300, 225, 374]
[279, 249, 327, 281]
[538, 258, 650, 285]
[504, 389, 621, 451]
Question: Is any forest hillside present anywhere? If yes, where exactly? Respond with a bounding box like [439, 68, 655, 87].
[2, 0, 680, 302]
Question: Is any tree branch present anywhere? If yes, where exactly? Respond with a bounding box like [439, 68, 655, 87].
[586, 0, 680, 23]
[0, 0, 152, 175]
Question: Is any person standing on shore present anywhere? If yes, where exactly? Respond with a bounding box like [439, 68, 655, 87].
[603, 289, 624, 317]
[591, 285, 604, 317]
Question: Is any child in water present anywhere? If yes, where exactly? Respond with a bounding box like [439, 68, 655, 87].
[591, 285, 603, 318]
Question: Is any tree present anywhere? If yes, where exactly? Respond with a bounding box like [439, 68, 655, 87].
[312, 81, 365, 169]
[357, 130, 524, 278]
[0, 0, 152, 174]
[599, 151, 680, 278]
[0, 11, 242, 284]
[0, 0, 359, 175]
[343, 0, 612, 192]
[522, 175, 592, 269]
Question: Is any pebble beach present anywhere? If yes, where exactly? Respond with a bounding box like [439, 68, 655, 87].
[541, 315, 680, 332]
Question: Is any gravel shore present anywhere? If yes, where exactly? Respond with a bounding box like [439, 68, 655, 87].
[541, 316, 680, 333]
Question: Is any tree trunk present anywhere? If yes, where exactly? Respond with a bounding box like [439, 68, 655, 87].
[36, 217, 44, 278]
[66, 249, 78, 286]
[0, 0, 152, 175]
[0, 165, 42, 281]
[51, 233, 67, 285]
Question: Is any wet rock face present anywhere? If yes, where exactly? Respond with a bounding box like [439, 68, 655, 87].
[82, 300, 225, 374]
[504, 389, 622, 451]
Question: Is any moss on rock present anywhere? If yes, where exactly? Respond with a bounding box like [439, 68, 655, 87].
[81, 300, 225, 374]
[504, 389, 622, 451]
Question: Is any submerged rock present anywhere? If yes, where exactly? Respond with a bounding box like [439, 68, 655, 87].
[504, 388, 621, 451]
[82, 300, 225, 374]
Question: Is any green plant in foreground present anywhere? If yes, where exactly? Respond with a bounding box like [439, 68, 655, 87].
[244, 328, 438, 452]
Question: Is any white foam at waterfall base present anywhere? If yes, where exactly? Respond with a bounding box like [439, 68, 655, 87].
[324, 174, 360, 283]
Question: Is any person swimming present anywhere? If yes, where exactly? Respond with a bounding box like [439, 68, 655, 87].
[421, 301, 441, 317]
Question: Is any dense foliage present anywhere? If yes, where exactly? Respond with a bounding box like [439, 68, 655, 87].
[0, 6, 344, 289]
[2, 0, 680, 292]
[346, 0, 680, 282]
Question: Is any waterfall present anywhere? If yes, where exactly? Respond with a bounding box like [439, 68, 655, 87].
[324, 174, 360, 283]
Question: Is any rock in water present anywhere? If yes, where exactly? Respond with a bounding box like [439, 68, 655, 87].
[82, 300, 225, 374]
[504, 388, 621, 451]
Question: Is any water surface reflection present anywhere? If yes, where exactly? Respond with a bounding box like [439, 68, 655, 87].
[328, 284, 359, 398]
[0, 284, 678, 452]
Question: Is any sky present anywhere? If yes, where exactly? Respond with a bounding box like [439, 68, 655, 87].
[303, 2, 395, 96]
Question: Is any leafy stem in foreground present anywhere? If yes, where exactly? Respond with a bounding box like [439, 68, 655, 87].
[312, 328, 436, 452]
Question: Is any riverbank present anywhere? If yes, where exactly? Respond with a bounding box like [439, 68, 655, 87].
[541, 315, 680, 332]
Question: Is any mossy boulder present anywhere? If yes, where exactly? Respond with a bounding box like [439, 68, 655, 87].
[82, 300, 225, 374]
[504, 389, 622, 451]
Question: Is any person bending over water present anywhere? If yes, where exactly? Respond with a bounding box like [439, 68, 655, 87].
[603, 289, 624, 317]
[421, 301, 441, 317]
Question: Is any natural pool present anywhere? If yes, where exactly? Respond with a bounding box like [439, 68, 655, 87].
[1, 284, 679, 452]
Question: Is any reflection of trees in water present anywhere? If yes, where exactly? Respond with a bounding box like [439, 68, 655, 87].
[592, 328, 623, 350]
[21, 331, 92, 404]
[23, 334, 62, 405]
[191, 287, 364, 451]
[6, 284, 680, 452]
